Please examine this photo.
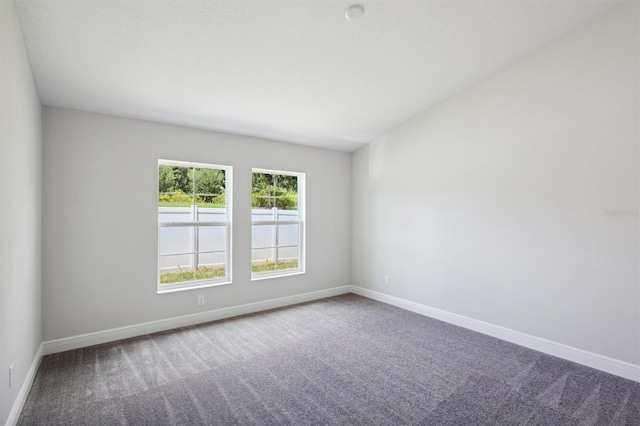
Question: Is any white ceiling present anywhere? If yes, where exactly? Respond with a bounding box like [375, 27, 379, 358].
[14, 0, 624, 151]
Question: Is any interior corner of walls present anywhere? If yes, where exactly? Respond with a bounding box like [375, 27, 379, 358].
[5, 343, 44, 426]
[1, 1, 46, 423]
[367, 136, 386, 188]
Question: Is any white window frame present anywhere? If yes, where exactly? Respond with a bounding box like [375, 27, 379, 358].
[251, 168, 305, 281]
[157, 159, 232, 293]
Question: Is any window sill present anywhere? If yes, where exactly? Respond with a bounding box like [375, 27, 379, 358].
[251, 270, 305, 282]
[157, 278, 232, 294]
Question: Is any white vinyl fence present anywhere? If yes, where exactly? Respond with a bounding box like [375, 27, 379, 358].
[251, 208, 301, 266]
[158, 207, 300, 273]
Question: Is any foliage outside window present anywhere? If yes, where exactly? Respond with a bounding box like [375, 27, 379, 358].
[158, 160, 232, 292]
[251, 169, 305, 279]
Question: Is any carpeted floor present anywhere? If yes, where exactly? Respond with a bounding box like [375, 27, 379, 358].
[18, 294, 639, 425]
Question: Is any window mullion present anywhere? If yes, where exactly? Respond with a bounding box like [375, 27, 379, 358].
[192, 167, 197, 282]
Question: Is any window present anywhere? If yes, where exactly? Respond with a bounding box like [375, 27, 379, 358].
[158, 160, 232, 292]
[251, 169, 305, 279]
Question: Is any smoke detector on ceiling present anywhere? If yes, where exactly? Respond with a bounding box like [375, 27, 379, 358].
[346, 4, 365, 21]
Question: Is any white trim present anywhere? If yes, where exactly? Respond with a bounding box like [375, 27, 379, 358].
[42, 286, 351, 355]
[349, 286, 640, 383]
[158, 159, 229, 170]
[157, 279, 232, 294]
[6, 343, 43, 426]
[251, 220, 300, 226]
[252, 167, 304, 177]
[251, 270, 305, 281]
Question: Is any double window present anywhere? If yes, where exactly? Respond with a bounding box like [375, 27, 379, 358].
[157, 162, 304, 292]
[157, 160, 232, 293]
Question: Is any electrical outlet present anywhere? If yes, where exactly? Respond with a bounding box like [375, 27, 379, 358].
[197, 295, 205, 306]
[9, 364, 13, 388]
[384, 275, 390, 286]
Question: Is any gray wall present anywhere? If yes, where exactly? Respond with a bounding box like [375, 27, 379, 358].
[0, 1, 42, 423]
[42, 107, 351, 341]
[352, 2, 639, 365]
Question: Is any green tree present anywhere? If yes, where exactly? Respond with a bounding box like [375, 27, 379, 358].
[276, 175, 297, 193]
[195, 168, 225, 202]
[252, 173, 297, 193]
[172, 166, 192, 193]
[158, 165, 175, 193]
[252, 173, 271, 193]
[252, 172, 298, 210]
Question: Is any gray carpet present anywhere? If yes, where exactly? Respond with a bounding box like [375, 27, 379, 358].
[18, 294, 640, 425]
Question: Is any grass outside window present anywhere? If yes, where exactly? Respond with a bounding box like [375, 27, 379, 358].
[160, 260, 299, 284]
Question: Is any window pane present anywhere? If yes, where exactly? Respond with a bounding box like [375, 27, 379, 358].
[159, 165, 194, 207]
[194, 167, 226, 207]
[252, 173, 298, 211]
[252, 223, 274, 248]
[251, 248, 277, 273]
[275, 222, 299, 271]
[251, 223, 299, 274]
[159, 226, 193, 256]
[252, 223, 276, 270]
[195, 251, 227, 280]
[197, 225, 227, 253]
[277, 223, 299, 247]
[252, 173, 273, 205]
[159, 254, 195, 284]
[159, 253, 194, 272]
[159, 225, 228, 285]
[252, 246, 276, 265]
[159, 225, 228, 284]
[274, 256, 299, 271]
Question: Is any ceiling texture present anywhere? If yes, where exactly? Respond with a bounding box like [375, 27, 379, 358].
[14, 0, 625, 151]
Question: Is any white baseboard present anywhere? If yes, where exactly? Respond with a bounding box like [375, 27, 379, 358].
[43, 286, 351, 355]
[349, 285, 640, 383]
[27, 283, 640, 414]
[6, 343, 43, 426]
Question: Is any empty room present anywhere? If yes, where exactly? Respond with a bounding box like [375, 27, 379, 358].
[1, 0, 639, 424]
